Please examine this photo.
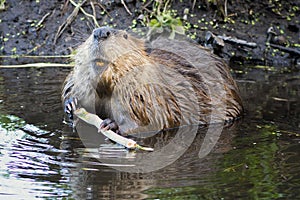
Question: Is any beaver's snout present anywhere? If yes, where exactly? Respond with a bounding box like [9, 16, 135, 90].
[93, 27, 114, 41]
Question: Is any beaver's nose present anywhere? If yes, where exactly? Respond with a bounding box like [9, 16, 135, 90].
[93, 27, 112, 40]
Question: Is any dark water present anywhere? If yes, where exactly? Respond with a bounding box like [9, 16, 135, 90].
[0, 67, 299, 200]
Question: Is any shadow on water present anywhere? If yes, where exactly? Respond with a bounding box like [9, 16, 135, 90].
[0, 67, 299, 199]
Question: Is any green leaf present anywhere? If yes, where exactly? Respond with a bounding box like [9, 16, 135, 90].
[149, 19, 159, 27]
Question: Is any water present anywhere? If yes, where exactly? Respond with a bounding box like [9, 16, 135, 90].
[0, 67, 299, 199]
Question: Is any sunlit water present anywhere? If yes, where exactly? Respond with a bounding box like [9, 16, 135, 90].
[0, 67, 299, 199]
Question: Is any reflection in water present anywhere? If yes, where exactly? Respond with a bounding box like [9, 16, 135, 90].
[0, 67, 299, 199]
[0, 122, 71, 199]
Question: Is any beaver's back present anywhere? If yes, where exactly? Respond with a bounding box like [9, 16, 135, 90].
[148, 38, 243, 122]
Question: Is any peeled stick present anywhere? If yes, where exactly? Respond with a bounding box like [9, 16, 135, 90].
[74, 108, 154, 151]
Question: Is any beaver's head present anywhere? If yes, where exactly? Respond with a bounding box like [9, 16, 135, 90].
[76, 27, 146, 67]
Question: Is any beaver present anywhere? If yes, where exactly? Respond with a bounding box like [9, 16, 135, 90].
[62, 27, 243, 135]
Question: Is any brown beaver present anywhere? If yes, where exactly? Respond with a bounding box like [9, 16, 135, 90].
[62, 27, 243, 135]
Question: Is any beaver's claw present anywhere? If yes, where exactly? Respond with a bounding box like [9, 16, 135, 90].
[64, 97, 78, 120]
[99, 118, 121, 135]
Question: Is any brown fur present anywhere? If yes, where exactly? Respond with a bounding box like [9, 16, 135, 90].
[62, 27, 243, 134]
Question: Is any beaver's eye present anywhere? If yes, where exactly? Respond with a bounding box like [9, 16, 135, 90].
[123, 34, 128, 39]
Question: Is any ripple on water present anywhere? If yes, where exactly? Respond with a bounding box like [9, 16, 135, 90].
[0, 121, 75, 199]
[0, 68, 300, 199]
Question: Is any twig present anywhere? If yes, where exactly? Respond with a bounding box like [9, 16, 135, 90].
[192, 0, 196, 11]
[36, 12, 51, 31]
[62, 0, 70, 14]
[218, 35, 257, 48]
[94, 2, 111, 18]
[224, 0, 228, 17]
[69, 0, 100, 28]
[269, 43, 300, 56]
[140, 0, 152, 13]
[74, 108, 153, 151]
[0, 63, 73, 68]
[26, 43, 44, 54]
[54, 0, 85, 44]
[0, 55, 73, 58]
[163, 0, 170, 13]
[27, 36, 48, 54]
[121, 0, 132, 15]
[90, 1, 97, 21]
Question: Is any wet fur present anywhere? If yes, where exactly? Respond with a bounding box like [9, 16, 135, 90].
[62, 28, 243, 134]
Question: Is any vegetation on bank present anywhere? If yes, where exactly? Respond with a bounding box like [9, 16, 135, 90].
[0, 0, 299, 66]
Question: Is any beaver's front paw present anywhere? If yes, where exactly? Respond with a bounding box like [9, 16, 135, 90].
[64, 97, 78, 120]
[99, 118, 122, 135]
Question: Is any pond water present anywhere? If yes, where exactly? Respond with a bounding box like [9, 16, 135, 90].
[0, 67, 299, 199]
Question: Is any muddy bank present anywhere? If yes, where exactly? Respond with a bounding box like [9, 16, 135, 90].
[0, 0, 299, 67]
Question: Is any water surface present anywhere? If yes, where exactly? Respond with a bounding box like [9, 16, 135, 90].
[0, 67, 299, 199]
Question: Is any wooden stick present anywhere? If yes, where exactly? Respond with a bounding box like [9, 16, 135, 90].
[218, 35, 257, 48]
[0, 63, 73, 68]
[74, 108, 154, 151]
[269, 43, 300, 56]
[0, 55, 72, 58]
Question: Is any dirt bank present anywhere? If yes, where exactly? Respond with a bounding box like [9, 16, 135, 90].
[0, 0, 299, 67]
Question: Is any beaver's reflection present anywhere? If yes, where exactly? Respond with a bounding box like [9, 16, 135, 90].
[59, 123, 239, 200]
